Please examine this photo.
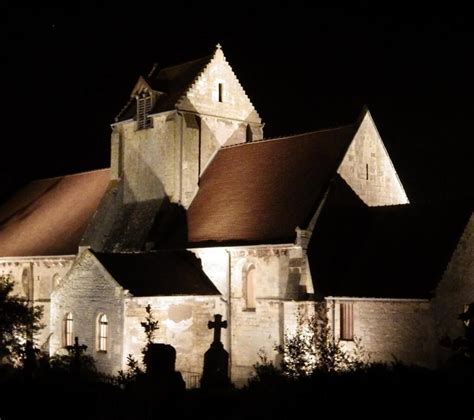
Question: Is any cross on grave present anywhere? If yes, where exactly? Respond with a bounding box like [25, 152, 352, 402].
[208, 314, 227, 344]
[69, 336, 87, 356]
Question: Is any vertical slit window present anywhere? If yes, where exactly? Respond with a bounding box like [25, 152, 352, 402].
[245, 266, 256, 310]
[340, 303, 354, 341]
[98, 314, 108, 352]
[218, 83, 223, 103]
[64, 312, 74, 347]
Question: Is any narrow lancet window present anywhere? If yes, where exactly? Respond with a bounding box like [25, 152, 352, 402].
[98, 314, 108, 352]
[246, 125, 253, 143]
[245, 266, 257, 310]
[64, 312, 74, 347]
[340, 303, 354, 341]
[218, 83, 224, 103]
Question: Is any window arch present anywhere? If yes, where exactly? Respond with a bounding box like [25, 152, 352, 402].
[244, 265, 257, 310]
[246, 124, 253, 143]
[97, 314, 108, 352]
[64, 312, 74, 347]
[52, 273, 61, 289]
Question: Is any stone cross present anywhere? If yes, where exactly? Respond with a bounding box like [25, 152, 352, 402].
[69, 336, 87, 362]
[208, 314, 227, 344]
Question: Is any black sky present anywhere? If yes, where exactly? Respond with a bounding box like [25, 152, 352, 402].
[2, 5, 473, 204]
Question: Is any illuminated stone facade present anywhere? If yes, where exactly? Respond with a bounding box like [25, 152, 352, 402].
[337, 111, 409, 206]
[0, 46, 471, 387]
[0, 256, 74, 348]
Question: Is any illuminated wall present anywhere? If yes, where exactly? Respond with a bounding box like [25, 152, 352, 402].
[193, 244, 313, 386]
[0, 256, 74, 349]
[123, 295, 226, 386]
[50, 250, 125, 375]
[338, 110, 409, 206]
[326, 298, 435, 367]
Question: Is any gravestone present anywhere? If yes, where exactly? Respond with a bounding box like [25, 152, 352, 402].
[143, 343, 185, 393]
[200, 314, 230, 389]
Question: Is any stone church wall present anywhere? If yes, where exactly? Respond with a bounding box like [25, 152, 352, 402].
[337, 111, 409, 206]
[123, 295, 226, 387]
[432, 213, 474, 365]
[0, 256, 74, 350]
[50, 251, 125, 375]
[327, 298, 435, 367]
[112, 113, 177, 203]
[193, 245, 311, 386]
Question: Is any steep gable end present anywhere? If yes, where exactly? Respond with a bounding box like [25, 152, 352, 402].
[337, 109, 409, 206]
[177, 45, 261, 124]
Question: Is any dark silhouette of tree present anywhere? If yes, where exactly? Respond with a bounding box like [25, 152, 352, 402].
[117, 304, 159, 385]
[440, 302, 474, 362]
[0, 274, 43, 367]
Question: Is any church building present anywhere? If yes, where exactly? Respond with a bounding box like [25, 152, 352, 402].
[0, 45, 472, 386]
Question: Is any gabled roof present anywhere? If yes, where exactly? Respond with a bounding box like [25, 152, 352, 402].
[187, 126, 355, 246]
[0, 169, 110, 257]
[115, 55, 212, 122]
[93, 250, 220, 296]
[308, 185, 473, 299]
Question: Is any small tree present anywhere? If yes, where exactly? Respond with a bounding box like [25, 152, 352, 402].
[279, 303, 368, 378]
[117, 304, 160, 385]
[440, 303, 474, 362]
[0, 274, 43, 367]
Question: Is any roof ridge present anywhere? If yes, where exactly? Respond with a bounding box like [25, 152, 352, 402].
[174, 54, 216, 108]
[219, 124, 355, 150]
[29, 167, 111, 184]
[158, 54, 213, 74]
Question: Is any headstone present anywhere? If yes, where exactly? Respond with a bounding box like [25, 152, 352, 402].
[143, 343, 185, 393]
[201, 314, 230, 389]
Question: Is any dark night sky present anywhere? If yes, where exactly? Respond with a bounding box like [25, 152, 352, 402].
[2, 5, 473, 205]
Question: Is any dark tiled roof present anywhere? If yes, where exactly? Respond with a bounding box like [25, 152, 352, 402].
[94, 250, 220, 296]
[116, 55, 212, 122]
[0, 169, 110, 257]
[187, 126, 355, 246]
[308, 187, 473, 299]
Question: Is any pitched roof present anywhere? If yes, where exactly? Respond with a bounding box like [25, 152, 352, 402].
[0, 169, 110, 257]
[308, 184, 473, 299]
[115, 55, 212, 122]
[187, 126, 355, 246]
[93, 250, 220, 296]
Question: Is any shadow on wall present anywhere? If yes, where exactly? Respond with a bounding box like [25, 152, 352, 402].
[147, 197, 188, 250]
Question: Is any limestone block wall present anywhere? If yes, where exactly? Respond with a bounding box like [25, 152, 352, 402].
[109, 47, 263, 211]
[177, 47, 261, 125]
[337, 111, 409, 206]
[113, 113, 176, 203]
[327, 298, 434, 367]
[0, 256, 74, 349]
[123, 295, 226, 385]
[193, 245, 309, 385]
[50, 250, 125, 375]
[432, 213, 474, 364]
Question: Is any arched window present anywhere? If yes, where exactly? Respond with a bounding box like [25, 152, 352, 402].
[244, 265, 257, 310]
[21, 266, 33, 301]
[64, 313, 73, 347]
[97, 314, 108, 352]
[52, 273, 61, 289]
